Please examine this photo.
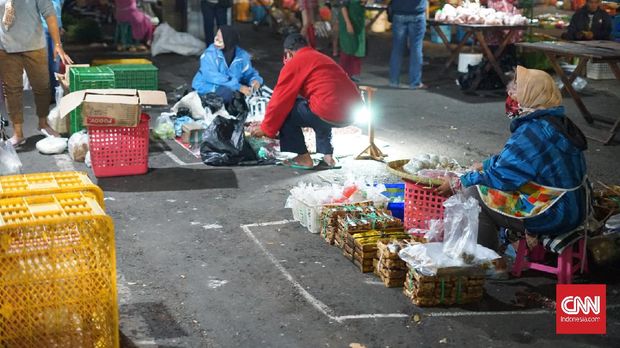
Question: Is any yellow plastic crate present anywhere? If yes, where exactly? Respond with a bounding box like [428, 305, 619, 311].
[91, 58, 152, 66]
[0, 171, 105, 209]
[0, 193, 118, 348]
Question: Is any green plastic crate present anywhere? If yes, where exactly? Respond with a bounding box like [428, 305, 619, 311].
[68, 67, 116, 134]
[107, 64, 158, 90]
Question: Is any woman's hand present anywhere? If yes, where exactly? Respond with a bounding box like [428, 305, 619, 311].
[346, 22, 354, 34]
[435, 176, 456, 198]
[251, 80, 261, 91]
[239, 85, 252, 96]
[471, 162, 483, 171]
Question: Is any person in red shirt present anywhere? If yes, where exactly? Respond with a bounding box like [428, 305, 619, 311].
[251, 33, 362, 169]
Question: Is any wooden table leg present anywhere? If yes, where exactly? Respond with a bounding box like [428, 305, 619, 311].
[441, 29, 472, 72]
[366, 9, 385, 31]
[560, 58, 588, 94]
[467, 31, 509, 91]
[546, 53, 594, 124]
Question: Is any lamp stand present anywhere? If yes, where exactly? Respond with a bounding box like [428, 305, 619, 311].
[356, 86, 386, 161]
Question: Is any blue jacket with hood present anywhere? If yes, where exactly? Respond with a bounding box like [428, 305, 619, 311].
[192, 44, 263, 95]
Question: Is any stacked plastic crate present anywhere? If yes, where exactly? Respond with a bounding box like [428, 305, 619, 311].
[68, 66, 116, 134]
[0, 172, 118, 347]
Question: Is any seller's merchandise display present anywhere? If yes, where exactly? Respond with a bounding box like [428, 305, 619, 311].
[320, 202, 375, 245]
[342, 228, 410, 273]
[403, 265, 486, 306]
[374, 239, 411, 287]
[286, 182, 389, 234]
[434, 2, 528, 26]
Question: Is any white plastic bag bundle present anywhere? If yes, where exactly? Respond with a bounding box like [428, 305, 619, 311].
[85, 151, 91, 168]
[0, 140, 22, 175]
[48, 86, 68, 134]
[68, 131, 89, 162]
[442, 193, 481, 262]
[36, 136, 68, 155]
[172, 91, 207, 120]
[151, 23, 206, 57]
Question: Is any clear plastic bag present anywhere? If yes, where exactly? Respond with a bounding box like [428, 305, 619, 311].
[442, 193, 481, 263]
[0, 140, 22, 175]
[68, 130, 89, 162]
[36, 136, 68, 155]
[424, 219, 445, 242]
[153, 113, 175, 140]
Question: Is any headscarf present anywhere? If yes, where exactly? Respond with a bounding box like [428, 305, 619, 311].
[515, 65, 562, 111]
[218, 25, 239, 66]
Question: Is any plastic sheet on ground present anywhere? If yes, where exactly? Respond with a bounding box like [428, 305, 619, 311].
[151, 23, 206, 57]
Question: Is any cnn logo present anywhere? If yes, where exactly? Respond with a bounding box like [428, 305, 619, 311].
[556, 284, 606, 335]
[560, 296, 600, 315]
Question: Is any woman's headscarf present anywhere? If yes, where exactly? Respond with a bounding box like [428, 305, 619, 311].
[218, 25, 240, 66]
[515, 65, 562, 111]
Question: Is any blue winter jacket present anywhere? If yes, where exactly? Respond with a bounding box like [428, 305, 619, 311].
[460, 107, 588, 236]
[192, 44, 263, 95]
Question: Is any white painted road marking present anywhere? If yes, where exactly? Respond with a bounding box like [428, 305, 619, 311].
[53, 154, 76, 171]
[242, 220, 620, 323]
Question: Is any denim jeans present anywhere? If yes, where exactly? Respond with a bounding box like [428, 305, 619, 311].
[201, 1, 228, 46]
[279, 98, 334, 155]
[45, 32, 59, 92]
[389, 13, 426, 87]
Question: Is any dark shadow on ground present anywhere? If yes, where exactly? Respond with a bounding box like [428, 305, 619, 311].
[97, 167, 238, 192]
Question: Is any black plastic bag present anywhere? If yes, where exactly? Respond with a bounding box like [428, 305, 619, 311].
[200, 93, 224, 113]
[200, 93, 255, 166]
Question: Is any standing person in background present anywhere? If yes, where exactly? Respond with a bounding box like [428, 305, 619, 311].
[298, 0, 318, 47]
[42, 0, 64, 99]
[336, 0, 365, 81]
[251, 0, 271, 30]
[388, 0, 428, 90]
[0, 0, 73, 146]
[330, 2, 339, 57]
[201, 0, 231, 46]
[562, 0, 612, 41]
[115, 0, 155, 46]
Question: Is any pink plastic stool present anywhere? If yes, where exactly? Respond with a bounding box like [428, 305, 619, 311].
[511, 236, 588, 284]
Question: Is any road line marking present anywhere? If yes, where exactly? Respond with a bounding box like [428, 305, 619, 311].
[202, 224, 223, 230]
[53, 154, 76, 171]
[335, 314, 409, 320]
[425, 310, 553, 317]
[156, 141, 203, 166]
[241, 224, 340, 322]
[243, 219, 294, 228]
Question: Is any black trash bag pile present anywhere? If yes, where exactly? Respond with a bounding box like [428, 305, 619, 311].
[200, 92, 258, 166]
[458, 53, 518, 91]
[200, 93, 224, 113]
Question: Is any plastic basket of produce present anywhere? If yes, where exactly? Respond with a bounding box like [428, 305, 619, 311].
[404, 180, 446, 230]
[88, 114, 150, 178]
[0, 171, 104, 208]
[0, 193, 118, 347]
[108, 64, 158, 90]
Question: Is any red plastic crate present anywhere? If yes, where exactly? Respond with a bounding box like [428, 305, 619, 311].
[88, 114, 150, 178]
[404, 180, 446, 230]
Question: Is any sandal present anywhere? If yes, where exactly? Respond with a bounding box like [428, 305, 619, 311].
[317, 159, 342, 170]
[8, 136, 26, 147]
[409, 83, 429, 90]
[281, 159, 316, 170]
[38, 127, 60, 138]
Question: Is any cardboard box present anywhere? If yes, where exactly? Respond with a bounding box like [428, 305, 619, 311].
[59, 89, 168, 127]
[181, 122, 205, 146]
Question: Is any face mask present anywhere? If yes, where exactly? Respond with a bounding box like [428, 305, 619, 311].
[505, 95, 520, 119]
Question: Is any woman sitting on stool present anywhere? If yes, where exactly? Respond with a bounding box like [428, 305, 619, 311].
[192, 26, 263, 103]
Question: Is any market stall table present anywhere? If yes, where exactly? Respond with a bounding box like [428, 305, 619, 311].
[428, 20, 530, 91]
[364, 2, 389, 31]
[516, 41, 620, 145]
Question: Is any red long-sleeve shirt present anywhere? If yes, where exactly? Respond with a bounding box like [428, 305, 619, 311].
[260, 47, 362, 138]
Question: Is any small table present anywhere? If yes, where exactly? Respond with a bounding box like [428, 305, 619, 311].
[428, 20, 530, 91]
[364, 3, 389, 31]
[516, 41, 620, 145]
